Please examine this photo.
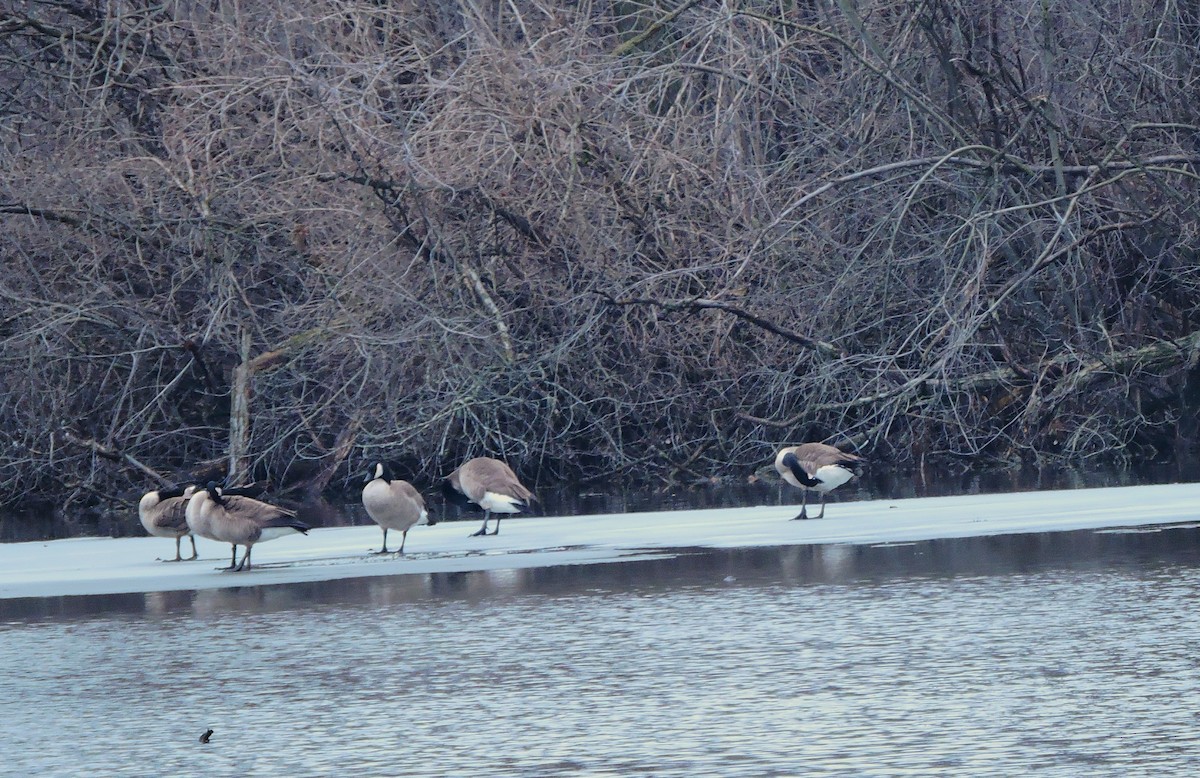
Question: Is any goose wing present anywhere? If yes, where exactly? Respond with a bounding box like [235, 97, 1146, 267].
[464, 459, 533, 502]
[220, 494, 298, 524]
[156, 497, 191, 533]
[791, 443, 864, 472]
[392, 479, 427, 510]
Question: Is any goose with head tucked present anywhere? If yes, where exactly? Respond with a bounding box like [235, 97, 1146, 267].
[362, 462, 432, 554]
[442, 456, 534, 537]
[774, 443, 865, 520]
[138, 484, 199, 562]
[185, 482, 309, 571]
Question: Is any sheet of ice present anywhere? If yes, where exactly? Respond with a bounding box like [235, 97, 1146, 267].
[1, 482, 1197, 599]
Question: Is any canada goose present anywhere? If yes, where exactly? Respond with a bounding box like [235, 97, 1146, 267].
[183, 483, 260, 569]
[362, 462, 432, 554]
[181, 484, 240, 571]
[775, 443, 865, 520]
[185, 482, 309, 571]
[442, 456, 534, 537]
[138, 485, 199, 562]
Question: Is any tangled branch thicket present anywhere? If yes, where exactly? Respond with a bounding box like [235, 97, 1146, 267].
[2, 0, 1199, 521]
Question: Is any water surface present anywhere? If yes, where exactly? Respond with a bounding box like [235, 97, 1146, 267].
[2, 527, 1199, 776]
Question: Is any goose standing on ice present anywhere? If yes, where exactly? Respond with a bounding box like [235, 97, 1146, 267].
[181, 483, 237, 570]
[185, 482, 309, 571]
[443, 457, 534, 537]
[362, 462, 432, 554]
[775, 443, 865, 520]
[138, 484, 199, 561]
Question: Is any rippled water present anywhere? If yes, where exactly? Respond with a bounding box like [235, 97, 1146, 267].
[3, 528, 1200, 776]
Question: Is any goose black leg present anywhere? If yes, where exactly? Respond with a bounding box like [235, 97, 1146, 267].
[163, 536, 184, 562]
[372, 528, 391, 554]
[219, 544, 239, 571]
[790, 490, 811, 521]
[471, 513, 492, 537]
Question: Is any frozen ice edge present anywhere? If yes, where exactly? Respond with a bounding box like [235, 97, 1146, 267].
[2, 482, 1198, 600]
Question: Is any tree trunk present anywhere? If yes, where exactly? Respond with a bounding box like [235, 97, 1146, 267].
[228, 328, 253, 487]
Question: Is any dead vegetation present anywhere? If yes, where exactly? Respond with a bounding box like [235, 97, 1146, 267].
[1, 0, 1199, 521]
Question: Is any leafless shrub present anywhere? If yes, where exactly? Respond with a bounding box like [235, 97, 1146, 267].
[1, 0, 1199, 522]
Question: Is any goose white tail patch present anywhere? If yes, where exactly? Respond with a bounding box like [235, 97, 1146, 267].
[813, 465, 854, 492]
[259, 526, 303, 542]
[479, 492, 524, 514]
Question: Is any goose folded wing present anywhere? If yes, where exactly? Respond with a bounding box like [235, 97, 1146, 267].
[221, 495, 299, 521]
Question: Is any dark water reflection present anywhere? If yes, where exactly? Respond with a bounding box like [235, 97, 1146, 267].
[3, 522, 1199, 624]
[4, 526, 1200, 775]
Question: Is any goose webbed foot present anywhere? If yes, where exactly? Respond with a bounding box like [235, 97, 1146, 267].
[162, 538, 188, 562]
[218, 546, 239, 571]
[791, 504, 827, 520]
[233, 548, 253, 572]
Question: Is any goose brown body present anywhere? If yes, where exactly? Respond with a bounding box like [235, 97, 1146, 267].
[362, 462, 430, 554]
[138, 485, 199, 561]
[443, 457, 534, 537]
[774, 443, 865, 520]
[185, 483, 309, 571]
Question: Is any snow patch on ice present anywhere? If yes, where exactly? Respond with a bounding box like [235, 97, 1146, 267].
[0, 482, 1197, 599]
